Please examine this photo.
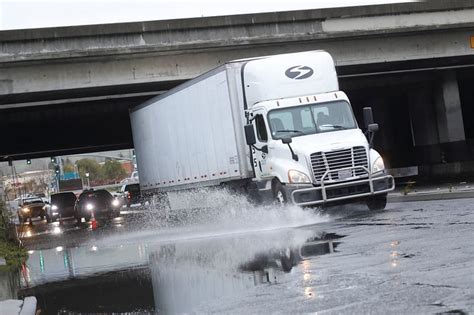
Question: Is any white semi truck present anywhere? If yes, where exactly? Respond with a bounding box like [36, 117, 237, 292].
[130, 51, 395, 210]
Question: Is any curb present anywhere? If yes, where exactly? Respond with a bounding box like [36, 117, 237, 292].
[388, 190, 474, 203]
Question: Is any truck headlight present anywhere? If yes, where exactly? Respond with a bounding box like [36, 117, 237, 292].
[372, 157, 385, 173]
[86, 203, 94, 211]
[112, 199, 120, 207]
[22, 207, 30, 213]
[288, 170, 311, 184]
[51, 205, 58, 211]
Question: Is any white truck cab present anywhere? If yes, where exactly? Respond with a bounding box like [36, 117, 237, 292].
[242, 51, 394, 209]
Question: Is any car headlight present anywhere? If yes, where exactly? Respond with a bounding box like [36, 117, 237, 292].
[51, 205, 58, 211]
[86, 203, 94, 211]
[288, 170, 311, 184]
[372, 156, 385, 173]
[112, 199, 120, 207]
[22, 207, 30, 213]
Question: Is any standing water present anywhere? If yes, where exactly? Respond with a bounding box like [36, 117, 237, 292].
[18, 188, 335, 313]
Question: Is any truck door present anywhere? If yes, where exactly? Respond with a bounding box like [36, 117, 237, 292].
[252, 112, 270, 180]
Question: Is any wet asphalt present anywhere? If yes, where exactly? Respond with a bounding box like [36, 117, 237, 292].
[15, 198, 474, 314]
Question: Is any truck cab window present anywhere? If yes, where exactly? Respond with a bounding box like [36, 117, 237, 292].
[255, 114, 268, 142]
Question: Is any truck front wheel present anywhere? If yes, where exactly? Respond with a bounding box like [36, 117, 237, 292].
[366, 194, 387, 211]
[273, 180, 287, 204]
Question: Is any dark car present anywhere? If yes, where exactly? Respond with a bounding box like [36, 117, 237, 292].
[74, 189, 121, 222]
[47, 192, 77, 223]
[17, 197, 47, 224]
[119, 183, 141, 207]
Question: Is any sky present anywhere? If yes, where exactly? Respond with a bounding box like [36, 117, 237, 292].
[0, 0, 416, 30]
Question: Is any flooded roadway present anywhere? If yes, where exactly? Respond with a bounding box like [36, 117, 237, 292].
[10, 194, 474, 314]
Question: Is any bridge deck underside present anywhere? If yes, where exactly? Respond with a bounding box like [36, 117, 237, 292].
[2, 56, 474, 177]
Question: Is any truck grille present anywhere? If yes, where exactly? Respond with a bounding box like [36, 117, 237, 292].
[310, 146, 368, 182]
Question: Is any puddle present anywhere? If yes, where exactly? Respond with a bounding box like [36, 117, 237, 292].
[17, 227, 343, 314]
[15, 188, 339, 313]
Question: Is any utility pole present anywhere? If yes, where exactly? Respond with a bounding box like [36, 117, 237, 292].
[50, 156, 60, 193]
[9, 161, 19, 199]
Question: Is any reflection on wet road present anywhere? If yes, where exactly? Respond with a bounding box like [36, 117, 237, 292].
[19, 222, 338, 313]
[13, 196, 474, 314]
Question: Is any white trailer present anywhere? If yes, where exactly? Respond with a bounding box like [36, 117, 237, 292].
[130, 51, 394, 209]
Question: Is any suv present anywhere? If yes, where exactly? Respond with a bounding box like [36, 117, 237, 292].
[74, 189, 121, 222]
[120, 183, 141, 207]
[47, 192, 77, 223]
[17, 197, 47, 224]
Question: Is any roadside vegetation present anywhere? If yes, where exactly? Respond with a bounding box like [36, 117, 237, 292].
[0, 201, 27, 270]
[74, 158, 127, 183]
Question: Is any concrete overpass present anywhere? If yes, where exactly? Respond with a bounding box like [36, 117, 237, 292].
[1, 0, 474, 178]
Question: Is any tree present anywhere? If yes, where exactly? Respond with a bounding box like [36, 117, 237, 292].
[100, 160, 127, 181]
[76, 158, 101, 180]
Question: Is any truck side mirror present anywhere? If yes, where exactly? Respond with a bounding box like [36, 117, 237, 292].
[368, 123, 379, 133]
[281, 137, 298, 161]
[244, 124, 256, 146]
[363, 107, 374, 129]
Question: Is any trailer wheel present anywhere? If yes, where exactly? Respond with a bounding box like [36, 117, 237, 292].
[366, 194, 387, 211]
[273, 180, 287, 204]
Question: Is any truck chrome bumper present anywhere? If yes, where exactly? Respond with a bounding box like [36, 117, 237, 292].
[290, 167, 395, 206]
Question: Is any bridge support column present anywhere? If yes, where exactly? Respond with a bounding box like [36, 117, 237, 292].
[435, 70, 465, 144]
[409, 86, 439, 147]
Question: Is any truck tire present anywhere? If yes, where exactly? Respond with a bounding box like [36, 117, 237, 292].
[366, 194, 387, 211]
[280, 248, 295, 272]
[273, 180, 287, 204]
[46, 214, 52, 223]
[18, 215, 24, 224]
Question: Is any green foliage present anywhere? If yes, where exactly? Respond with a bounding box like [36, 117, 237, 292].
[100, 160, 127, 181]
[76, 158, 101, 180]
[76, 158, 127, 182]
[0, 242, 27, 270]
[0, 201, 27, 269]
[0, 200, 11, 239]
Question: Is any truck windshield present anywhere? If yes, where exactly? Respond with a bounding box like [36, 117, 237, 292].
[268, 100, 357, 139]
